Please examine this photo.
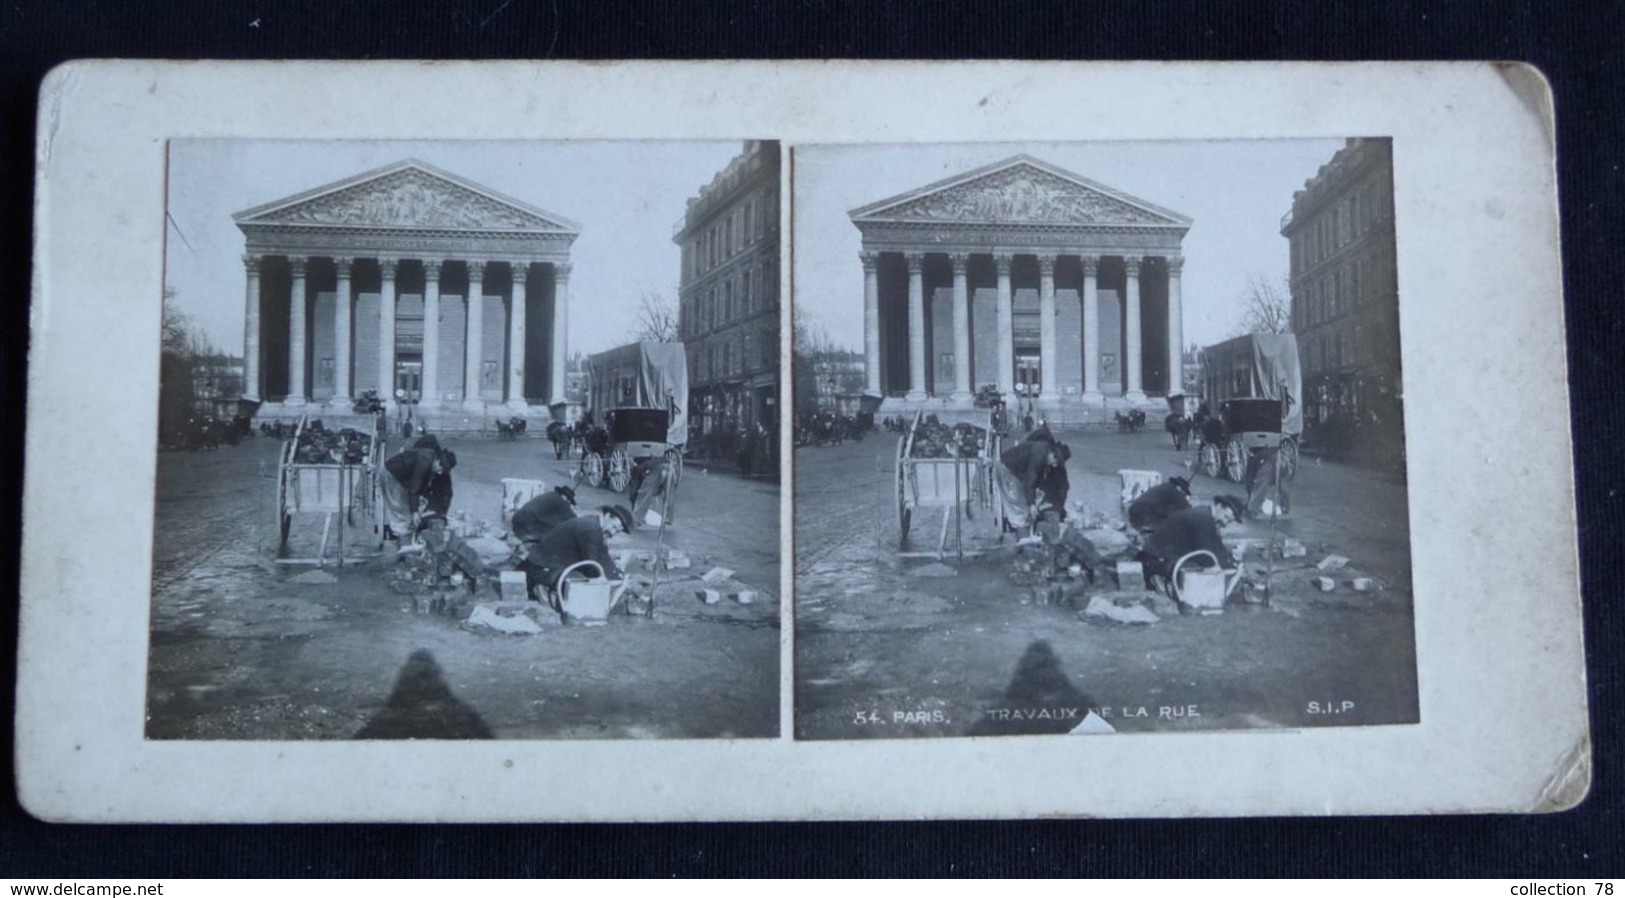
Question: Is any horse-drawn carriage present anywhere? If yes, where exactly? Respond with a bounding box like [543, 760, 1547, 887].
[1192, 333, 1302, 482]
[576, 407, 684, 494]
[494, 416, 528, 441]
[578, 341, 689, 493]
[894, 409, 1003, 559]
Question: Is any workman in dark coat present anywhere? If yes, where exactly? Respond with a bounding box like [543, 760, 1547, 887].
[998, 436, 1070, 530]
[1033, 443, 1072, 516]
[407, 435, 456, 518]
[517, 504, 635, 596]
[1139, 495, 1246, 589]
[510, 486, 578, 545]
[380, 446, 446, 540]
[1127, 477, 1193, 533]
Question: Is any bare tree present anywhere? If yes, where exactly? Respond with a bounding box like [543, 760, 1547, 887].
[631, 290, 680, 343]
[1231, 272, 1294, 336]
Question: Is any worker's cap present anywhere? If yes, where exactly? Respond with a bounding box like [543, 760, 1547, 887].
[553, 485, 577, 505]
[601, 504, 635, 532]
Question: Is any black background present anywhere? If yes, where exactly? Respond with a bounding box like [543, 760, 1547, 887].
[2, 0, 1621, 878]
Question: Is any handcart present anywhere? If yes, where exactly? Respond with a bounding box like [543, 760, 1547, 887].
[274, 415, 385, 565]
[894, 409, 1003, 561]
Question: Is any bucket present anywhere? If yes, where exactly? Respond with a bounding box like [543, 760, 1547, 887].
[500, 477, 549, 526]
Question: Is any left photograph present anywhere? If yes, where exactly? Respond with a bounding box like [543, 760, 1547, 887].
[151, 140, 782, 740]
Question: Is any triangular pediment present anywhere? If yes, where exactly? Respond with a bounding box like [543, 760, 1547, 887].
[234, 160, 580, 233]
[850, 155, 1190, 228]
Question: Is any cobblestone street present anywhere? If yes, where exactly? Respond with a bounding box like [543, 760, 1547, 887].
[793, 423, 1417, 739]
[146, 433, 780, 740]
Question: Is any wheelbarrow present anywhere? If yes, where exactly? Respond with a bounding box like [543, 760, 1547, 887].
[1169, 550, 1244, 614]
[550, 560, 629, 627]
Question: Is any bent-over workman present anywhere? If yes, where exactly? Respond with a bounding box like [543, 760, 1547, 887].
[1139, 495, 1246, 589]
[997, 438, 1054, 531]
[379, 445, 446, 541]
[517, 504, 635, 597]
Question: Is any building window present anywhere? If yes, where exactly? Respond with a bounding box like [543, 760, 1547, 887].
[1353, 259, 1363, 304]
[743, 269, 754, 313]
[1351, 192, 1362, 237]
[744, 201, 754, 246]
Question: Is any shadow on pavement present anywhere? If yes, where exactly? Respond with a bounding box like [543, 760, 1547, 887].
[354, 649, 494, 740]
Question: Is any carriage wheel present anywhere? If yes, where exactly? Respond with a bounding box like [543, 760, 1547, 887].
[1280, 437, 1300, 479]
[1225, 438, 1247, 482]
[608, 447, 632, 493]
[1199, 443, 1221, 478]
[664, 447, 684, 494]
[581, 452, 605, 488]
[276, 477, 292, 557]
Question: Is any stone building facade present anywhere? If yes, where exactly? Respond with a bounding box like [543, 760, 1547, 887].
[1281, 138, 1402, 458]
[849, 155, 1192, 412]
[235, 160, 579, 423]
[674, 141, 781, 454]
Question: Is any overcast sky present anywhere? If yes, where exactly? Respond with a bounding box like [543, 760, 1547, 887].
[792, 139, 1347, 351]
[164, 139, 744, 356]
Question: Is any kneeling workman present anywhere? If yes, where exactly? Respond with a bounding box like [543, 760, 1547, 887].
[517, 504, 635, 599]
[510, 485, 577, 546]
[1139, 494, 1246, 590]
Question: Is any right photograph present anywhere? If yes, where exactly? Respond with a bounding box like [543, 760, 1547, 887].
[792, 140, 1415, 739]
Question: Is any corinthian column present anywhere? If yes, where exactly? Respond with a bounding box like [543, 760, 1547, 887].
[861, 251, 881, 395]
[242, 255, 262, 402]
[420, 260, 442, 408]
[1166, 256, 1185, 397]
[950, 253, 972, 401]
[286, 257, 308, 406]
[550, 262, 571, 405]
[1082, 255, 1101, 402]
[507, 262, 529, 411]
[330, 257, 353, 406]
[1124, 256, 1145, 402]
[905, 252, 926, 400]
[463, 261, 487, 411]
[994, 253, 1014, 397]
[377, 258, 397, 411]
[1038, 254, 1057, 404]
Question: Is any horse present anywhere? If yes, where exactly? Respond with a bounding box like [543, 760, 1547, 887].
[1165, 412, 1192, 450]
[545, 421, 573, 459]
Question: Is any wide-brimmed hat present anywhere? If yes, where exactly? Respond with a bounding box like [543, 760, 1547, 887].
[601, 504, 635, 533]
[1213, 494, 1247, 520]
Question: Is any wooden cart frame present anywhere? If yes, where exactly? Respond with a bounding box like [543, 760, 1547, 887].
[893, 409, 1003, 560]
[274, 416, 385, 566]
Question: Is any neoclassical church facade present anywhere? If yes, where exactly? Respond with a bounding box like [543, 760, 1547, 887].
[850, 155, 1192, 410]
[235, 160, 578, 422]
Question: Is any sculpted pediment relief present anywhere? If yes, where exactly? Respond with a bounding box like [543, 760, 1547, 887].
[854, 159, 1187, 228]
[240, 165, 576, 232]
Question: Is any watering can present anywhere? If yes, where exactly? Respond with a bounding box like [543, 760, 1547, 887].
[554, 560, 628, 626]
[1170, 550, 1243, 614]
